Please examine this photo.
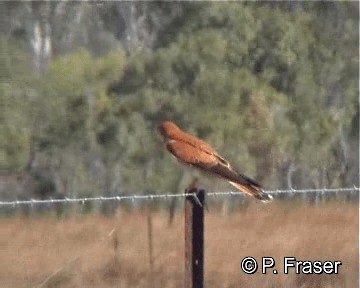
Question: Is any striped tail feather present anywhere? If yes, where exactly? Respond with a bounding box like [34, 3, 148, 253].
[229, 181, 273, 203]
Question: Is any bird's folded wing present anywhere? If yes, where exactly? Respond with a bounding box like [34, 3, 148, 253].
[196, 159, 262, 188]
[166, 139, 261, 188]
[170, 130, 216, 156]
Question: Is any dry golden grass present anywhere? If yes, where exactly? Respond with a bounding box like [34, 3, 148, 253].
[0, 201, 358, 288]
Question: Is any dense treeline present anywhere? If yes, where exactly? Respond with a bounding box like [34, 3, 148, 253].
[1, 2, 358, 207]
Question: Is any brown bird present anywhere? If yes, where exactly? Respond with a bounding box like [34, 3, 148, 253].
[157, 120, 272, 202]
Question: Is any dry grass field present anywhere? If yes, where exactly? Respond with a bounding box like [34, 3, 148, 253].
[0, 201, 358, 288]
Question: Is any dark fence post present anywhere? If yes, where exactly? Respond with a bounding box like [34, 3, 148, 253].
[185, 188, 205, 288]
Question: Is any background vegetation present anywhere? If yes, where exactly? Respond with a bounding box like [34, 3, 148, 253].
[1, 2, 359, 209]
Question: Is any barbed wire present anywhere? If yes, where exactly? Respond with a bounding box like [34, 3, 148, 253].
[0, 186, 358, 207]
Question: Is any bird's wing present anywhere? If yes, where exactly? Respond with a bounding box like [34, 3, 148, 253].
[170, 129, 215, 156]
[203, 157, 262, 188]
[165, 139, 217, 166]
[166, 139, 272, 202]
[166, 139, 261, 187]
[200, 156, 273, 201]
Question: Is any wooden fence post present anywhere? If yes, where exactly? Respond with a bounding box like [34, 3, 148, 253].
[185, 188, 205, 288]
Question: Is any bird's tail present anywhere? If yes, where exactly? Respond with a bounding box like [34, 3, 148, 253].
[229, 181, 273, 203]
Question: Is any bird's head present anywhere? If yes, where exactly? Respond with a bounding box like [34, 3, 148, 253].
[157, 121, 181, 140]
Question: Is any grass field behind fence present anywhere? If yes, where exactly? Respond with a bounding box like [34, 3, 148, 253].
[0, 201, 358, 288]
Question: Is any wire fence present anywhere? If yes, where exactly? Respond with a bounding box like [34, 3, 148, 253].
[0, 186, 358, 207]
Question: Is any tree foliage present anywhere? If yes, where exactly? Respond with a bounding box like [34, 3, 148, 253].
[1, 2, 358, 205]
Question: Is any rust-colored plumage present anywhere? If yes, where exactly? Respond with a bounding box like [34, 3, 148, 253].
[157, 121, 272, 202]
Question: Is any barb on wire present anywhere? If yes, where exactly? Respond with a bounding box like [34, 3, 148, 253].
[0, 187, 358, 207]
